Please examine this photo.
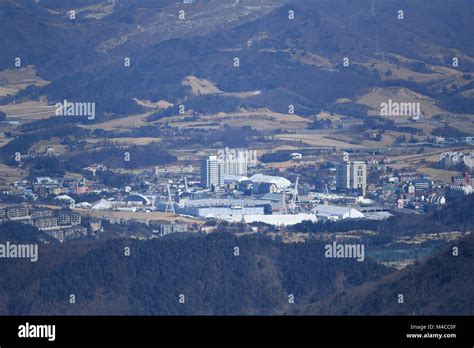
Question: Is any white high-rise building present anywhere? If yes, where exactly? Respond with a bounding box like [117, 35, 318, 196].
[336, 161, 367, 196]
[201, 149, 255, 188]
[220, 149, 249, 176]
[201, 155, 224, 188]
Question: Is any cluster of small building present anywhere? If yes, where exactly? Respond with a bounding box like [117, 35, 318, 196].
[3, 145, 473, 236]
[433, 136, 474, 146]
[439, 151, 473, 171]
[0, 205, 87, 242]
[446, 173, 473, 200]
[368, 167, 472, 212]
[11, 176, 90, 200]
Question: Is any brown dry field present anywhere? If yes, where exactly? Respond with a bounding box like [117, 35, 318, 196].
[0, 101, 55, 122]
[0, 65, 49, 97]
[32, 139, 68, 155]
[81, 112, 153, 131]
[325, 132, 398, 147]
[200, 109, 309, 123]
[168, 121, 220, 129]
[265, 160, 301, 170]
[449, 116, 474, 135]
[167, 109, 309, 131]
[358, 56, 473, 87]
[0, 164, 27, 186]
[275, 133, 363, 148]
[356, 86, 446, 118]
[85, 137, 161, 145]
[273, 144, 300, 151]
[183, 75, 261, 98]
[416, 167, 460, 183]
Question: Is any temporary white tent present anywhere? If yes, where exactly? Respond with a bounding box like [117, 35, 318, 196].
[314, 204, 365, 220]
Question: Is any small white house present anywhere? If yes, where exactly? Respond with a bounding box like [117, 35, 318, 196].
[291, 153, 303, 160]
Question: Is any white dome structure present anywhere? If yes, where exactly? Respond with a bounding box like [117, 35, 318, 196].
[314, 204, 365, 220]
[54, 195, 75, 204]
[249, 174, 291, 190]
[75, 202, 92, 209]
[124, 194, 152, 205]
[91, 199, 114, 211]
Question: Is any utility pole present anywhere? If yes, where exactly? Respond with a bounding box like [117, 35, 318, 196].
[282, 190, 288, 215]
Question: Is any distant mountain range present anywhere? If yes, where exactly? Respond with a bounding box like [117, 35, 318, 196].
[1, 0, 474, 120]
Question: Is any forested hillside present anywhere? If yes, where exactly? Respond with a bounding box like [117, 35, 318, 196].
[301, 233, 474, 315]
[0, 229, 389, 315]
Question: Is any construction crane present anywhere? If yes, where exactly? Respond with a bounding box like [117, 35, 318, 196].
[370, 0, 376, 17]
[290, 176, 301, 214]
[165, 184, 175, 214]
[184, 176, 189, 193]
